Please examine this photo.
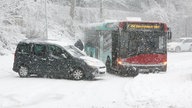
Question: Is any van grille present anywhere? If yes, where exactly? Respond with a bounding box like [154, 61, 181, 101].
[99, 66, 106, 69]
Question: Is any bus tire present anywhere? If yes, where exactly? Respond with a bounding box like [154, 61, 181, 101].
[129, 67, 139, 77]
[122, 67, 138, 77]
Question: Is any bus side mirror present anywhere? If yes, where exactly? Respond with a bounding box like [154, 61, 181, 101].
[168, 32, 172, 40]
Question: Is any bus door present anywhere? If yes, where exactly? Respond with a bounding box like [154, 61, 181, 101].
[111, 31, 119, 67]
[85, 42, 96, 58]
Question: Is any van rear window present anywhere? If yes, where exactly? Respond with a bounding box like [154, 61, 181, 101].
[17, 43, 30, 54]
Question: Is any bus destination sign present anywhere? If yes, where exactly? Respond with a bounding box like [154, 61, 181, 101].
[126, 23, 163, 30]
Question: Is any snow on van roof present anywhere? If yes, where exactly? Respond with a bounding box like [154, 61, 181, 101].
[20, 38, 74, 47]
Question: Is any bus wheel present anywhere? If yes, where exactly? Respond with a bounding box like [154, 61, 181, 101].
[153, 69, 160, 73]
[126, 67, 139, 77]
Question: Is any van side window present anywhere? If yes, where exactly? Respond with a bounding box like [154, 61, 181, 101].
[184, 39, 192, 43]
[17, 43, 30, 54]
[48, 45, 62, 57]
[33, 44, 46, 57]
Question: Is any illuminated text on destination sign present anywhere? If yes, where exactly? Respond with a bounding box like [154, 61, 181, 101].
[127, 24, 161, 29]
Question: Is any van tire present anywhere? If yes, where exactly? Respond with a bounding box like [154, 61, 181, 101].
[175, 47, 181, 52]
[19, 66, 29, 78]
[190, 45, 192, 52]
[71, 68, 84, 80]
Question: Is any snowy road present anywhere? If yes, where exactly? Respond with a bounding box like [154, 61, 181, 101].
[0, 52, 192, 108]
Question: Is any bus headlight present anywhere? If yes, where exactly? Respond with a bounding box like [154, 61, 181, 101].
[163, 61, 167, 65]
[117, 59, 123, 65]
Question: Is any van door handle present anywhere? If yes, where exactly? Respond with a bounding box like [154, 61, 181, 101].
[41, 58, 47, 61]
[49, 59, 54, 61]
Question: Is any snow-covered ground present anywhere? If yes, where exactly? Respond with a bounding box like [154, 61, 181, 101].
[0, 52, 192, 108]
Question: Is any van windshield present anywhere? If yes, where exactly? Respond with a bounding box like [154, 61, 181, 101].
[64, 45, 86, 57]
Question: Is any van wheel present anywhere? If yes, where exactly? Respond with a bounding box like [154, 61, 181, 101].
[190, 46, 192, 52]
[19, 66, 29, 78]
[175, 47, 181, 52]
[72, 68, 84, 80]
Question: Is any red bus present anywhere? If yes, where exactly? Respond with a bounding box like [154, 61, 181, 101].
[84, 21, 172, 77]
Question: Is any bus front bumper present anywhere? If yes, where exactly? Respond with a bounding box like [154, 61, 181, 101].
[121, 63, 167, 73]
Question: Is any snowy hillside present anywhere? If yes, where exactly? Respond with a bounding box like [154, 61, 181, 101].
[0, 0, 75, 55]
[0, 0, 192, 54]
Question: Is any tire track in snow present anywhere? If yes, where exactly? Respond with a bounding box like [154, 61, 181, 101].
[0, 93, 64, 108]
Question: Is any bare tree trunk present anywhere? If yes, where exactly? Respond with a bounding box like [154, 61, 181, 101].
[70, 0, 76, 40]
[70, 0, 76, 20]
[100, 0, 103, 22]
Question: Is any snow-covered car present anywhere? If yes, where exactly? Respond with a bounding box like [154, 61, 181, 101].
[167, 37, 192, 52]
[13, 39, 106, 80]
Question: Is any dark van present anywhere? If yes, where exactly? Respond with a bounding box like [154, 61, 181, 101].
[13, 39, 106, 80]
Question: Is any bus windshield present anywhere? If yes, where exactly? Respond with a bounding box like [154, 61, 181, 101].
[120, 31, 166, 58]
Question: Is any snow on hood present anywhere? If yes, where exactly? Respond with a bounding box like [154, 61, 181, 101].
[80, 56, 105, 67]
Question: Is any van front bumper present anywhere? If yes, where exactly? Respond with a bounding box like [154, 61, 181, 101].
[91, 66, 106, 77]
[84, 65, 106, 79]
